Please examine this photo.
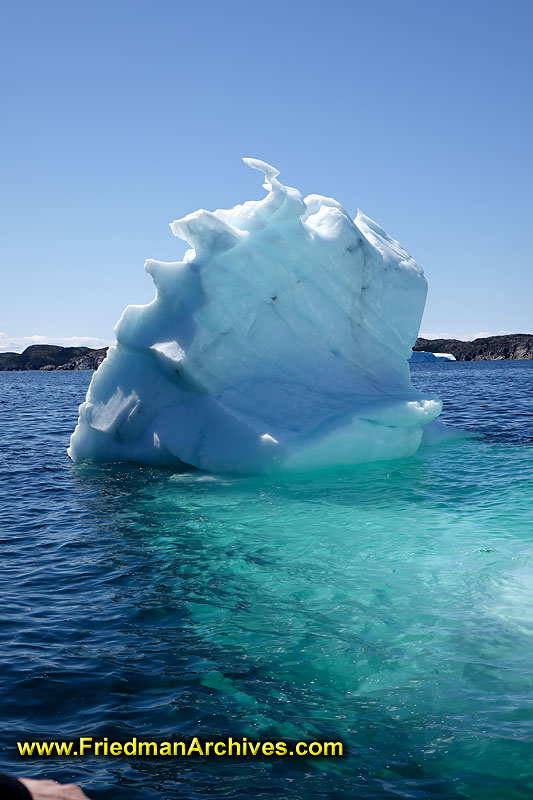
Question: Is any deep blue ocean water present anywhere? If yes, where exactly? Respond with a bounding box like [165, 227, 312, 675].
[1, 362, 532, 800]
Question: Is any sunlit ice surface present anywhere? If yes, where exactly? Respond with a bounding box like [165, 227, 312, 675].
[69, 159, 443, 473]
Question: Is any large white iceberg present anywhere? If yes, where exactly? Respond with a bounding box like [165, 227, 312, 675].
[69, 159, 442, 473]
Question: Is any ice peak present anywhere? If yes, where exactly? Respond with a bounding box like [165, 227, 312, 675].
[242, 157, 280, 183]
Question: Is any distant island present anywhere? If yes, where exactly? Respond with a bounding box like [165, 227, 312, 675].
[0, 345, 108, 371]
[413, 334, 533, 361]
[1, 334, 532, 371]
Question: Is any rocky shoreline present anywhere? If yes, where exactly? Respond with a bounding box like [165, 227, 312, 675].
[413, 334, 533, 361]
[0, 345, 108, 371]
[1, 334, 533, 371]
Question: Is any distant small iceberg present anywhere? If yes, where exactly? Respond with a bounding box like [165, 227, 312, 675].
[409, 351, 456, 363]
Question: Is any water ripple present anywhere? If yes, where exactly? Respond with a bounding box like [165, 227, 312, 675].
[0, 365, 532, 799]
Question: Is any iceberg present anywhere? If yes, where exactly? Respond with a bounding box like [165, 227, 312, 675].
[409, 351, 456, 363]
[69, 159, 442, 474]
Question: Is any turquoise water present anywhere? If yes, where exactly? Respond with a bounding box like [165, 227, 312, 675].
[1, 362, 532, 799]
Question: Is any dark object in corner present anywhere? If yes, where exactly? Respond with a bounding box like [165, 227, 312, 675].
[0, 772, 31, 800]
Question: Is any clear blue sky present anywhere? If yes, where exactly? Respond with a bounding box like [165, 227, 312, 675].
[1, 0, 532, 351]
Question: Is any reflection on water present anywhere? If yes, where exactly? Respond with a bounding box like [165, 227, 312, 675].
[1, 364, 533, 799]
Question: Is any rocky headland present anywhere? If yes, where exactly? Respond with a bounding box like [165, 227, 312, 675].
[413, 334, 533, 361]
[1, 334, 532, 371]
[0, 345, 108, 371]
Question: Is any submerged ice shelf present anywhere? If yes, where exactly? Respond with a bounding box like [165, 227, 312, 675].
[69, 159, 442, 473]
